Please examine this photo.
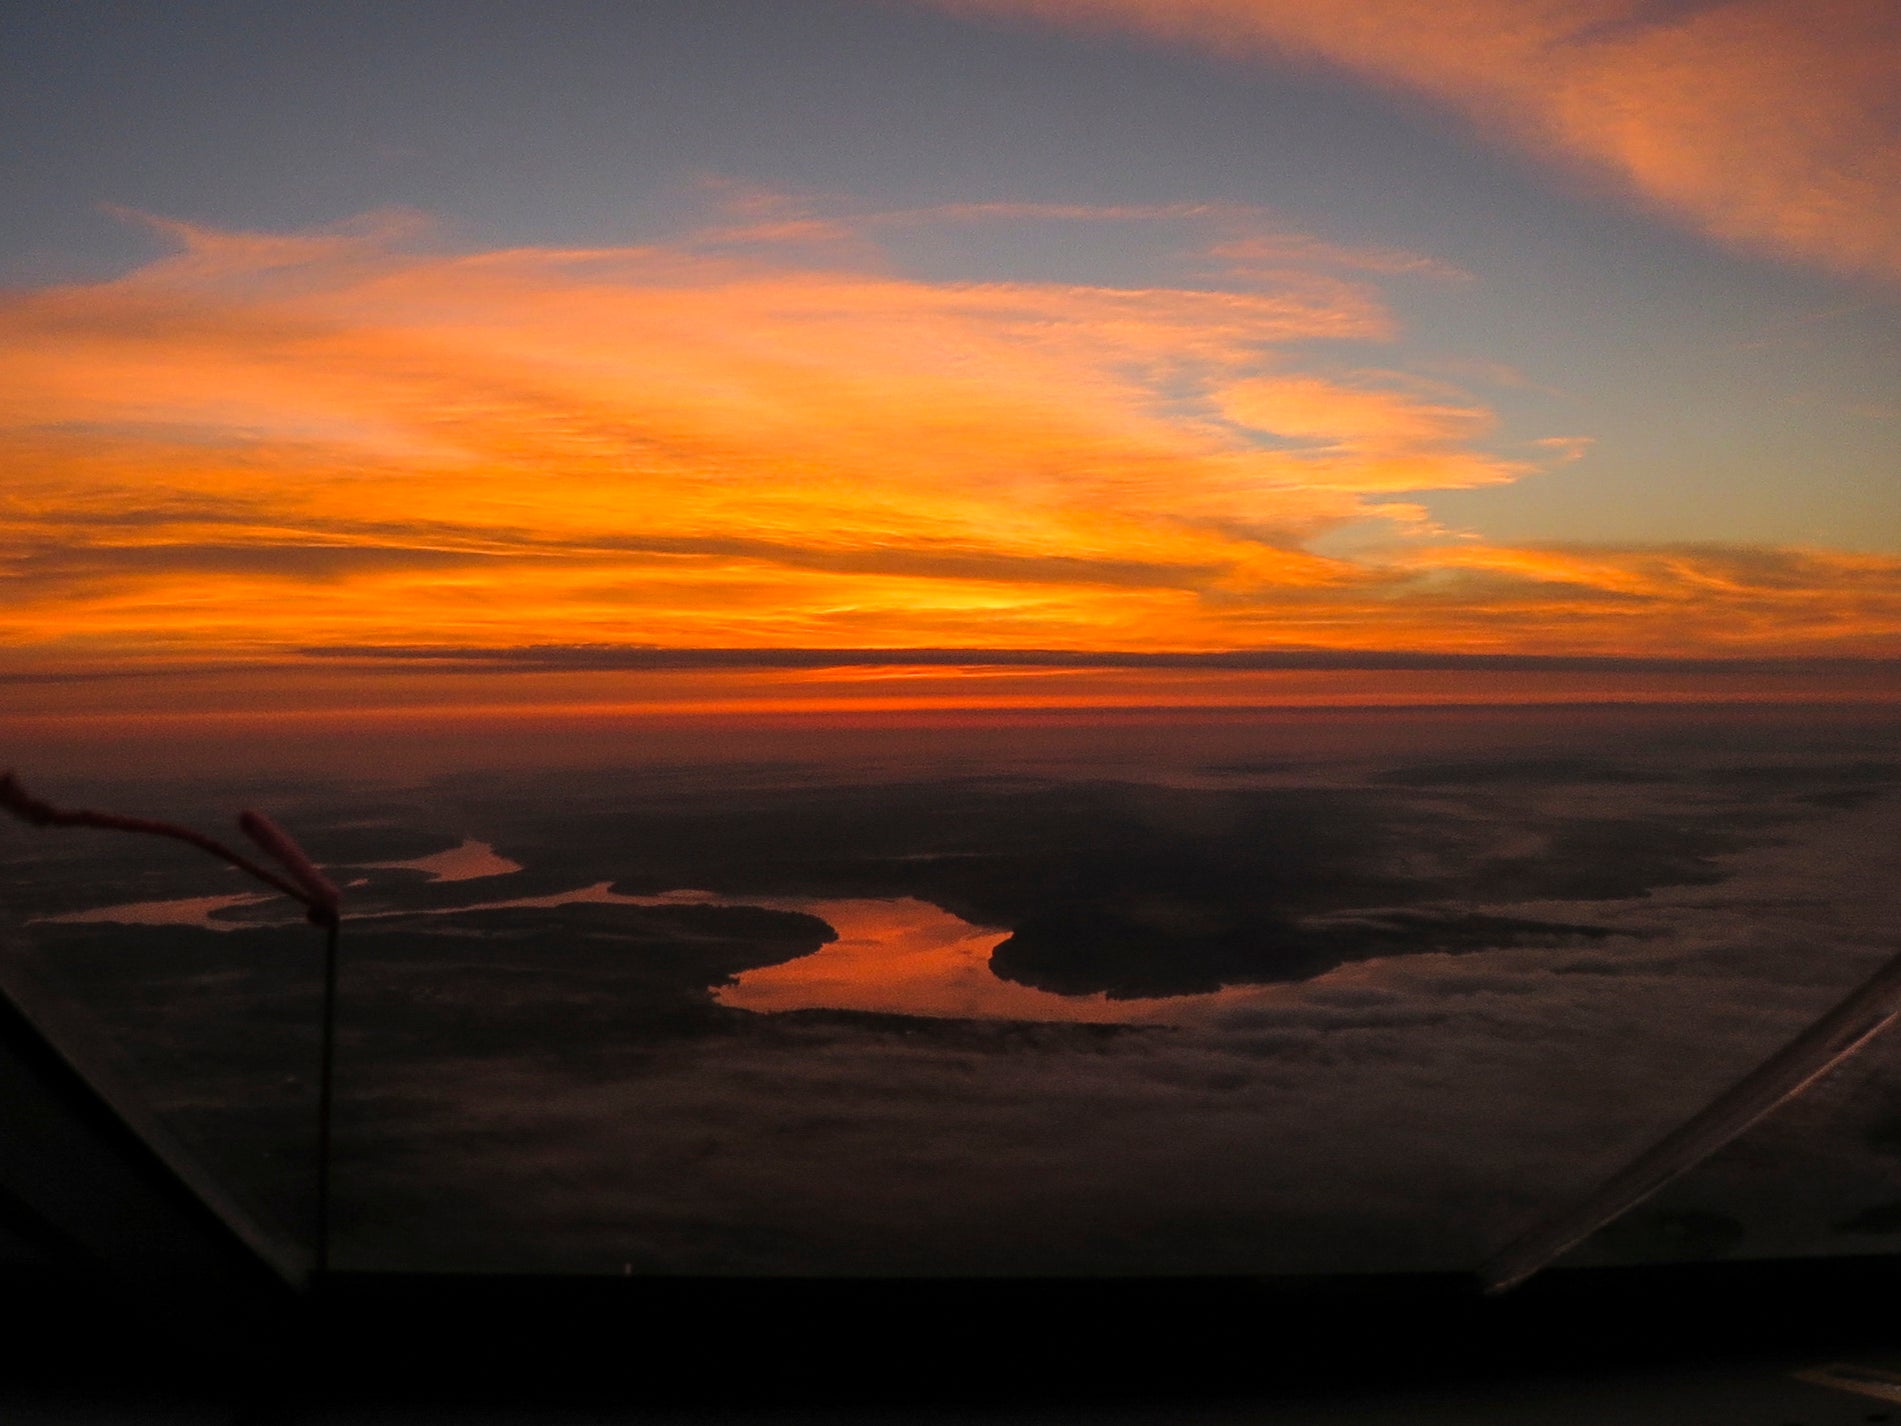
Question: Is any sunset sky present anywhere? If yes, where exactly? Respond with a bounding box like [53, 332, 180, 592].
[4, 0, 1899, 732]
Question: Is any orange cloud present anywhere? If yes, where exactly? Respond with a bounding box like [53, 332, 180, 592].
[1374, 542, 1901, 654]
[924, 0, 1901, 282]
[1216, 372, 1525, 491]
[1, 209, 1895, 699]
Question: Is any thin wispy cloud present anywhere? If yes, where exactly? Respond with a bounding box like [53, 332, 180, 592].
[925, 0, 1901, 282]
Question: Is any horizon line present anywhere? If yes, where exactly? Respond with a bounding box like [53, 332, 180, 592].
[293, 645, 1901, 676]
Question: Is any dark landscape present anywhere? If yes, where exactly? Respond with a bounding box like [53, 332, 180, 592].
[6, 707, 1901, 1278]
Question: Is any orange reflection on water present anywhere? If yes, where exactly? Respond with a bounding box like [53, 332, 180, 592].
[713, 896, 1211, 1024]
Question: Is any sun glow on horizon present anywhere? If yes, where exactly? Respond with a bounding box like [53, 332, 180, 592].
[4, 199, 1899, 717]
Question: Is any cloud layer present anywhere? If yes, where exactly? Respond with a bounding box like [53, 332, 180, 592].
[4, 204, 1898, 698]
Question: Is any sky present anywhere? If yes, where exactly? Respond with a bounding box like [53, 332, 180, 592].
[3, 0, 1899, 731]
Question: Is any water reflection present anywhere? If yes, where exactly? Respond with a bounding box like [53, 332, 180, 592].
[709, 897, 1214, 1023]
[39, 891, 272, 927]
[39, 875, 1230, 1023]
[351, 838, 522, 883]
[462, 882, 1228, 1022]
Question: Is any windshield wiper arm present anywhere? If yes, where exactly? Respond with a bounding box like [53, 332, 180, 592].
[1483, 943, 1901, 1293]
